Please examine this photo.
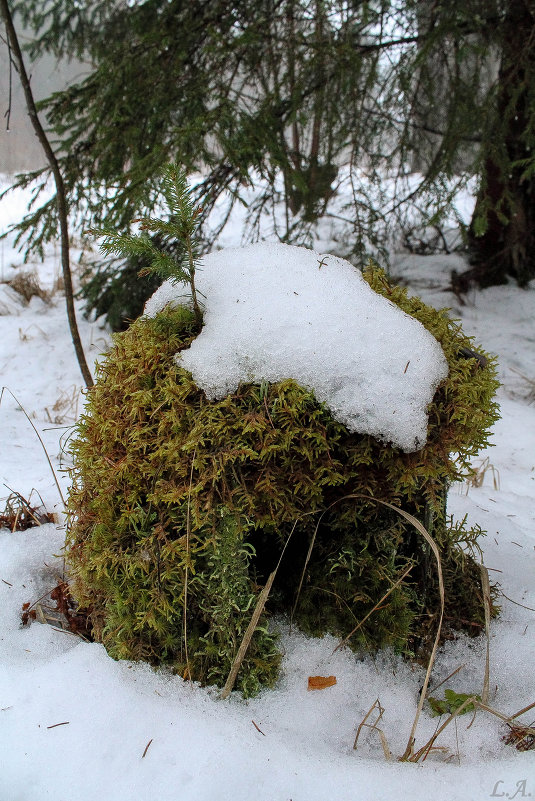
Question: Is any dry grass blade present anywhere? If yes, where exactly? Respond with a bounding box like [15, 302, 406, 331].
[221, 569, 277, 700]
[353, 699, 392, 761]
[366, 501, 445, 762]
[474, 701, 515, 724]
[44, 385, 80, 425]
[376, 726, 392, 762]
[221, 522, 297, 699]
[183, 451, 196, 683]
[7, 270, 51, 305]
[333, 563, 413, 654]
[412, 695, 479, 762]
[428, 664, 465, 696]
[510, 700, 535, 720]
[500, 593, 535, 612]
[291, 520, 319, 629]
[510, 367, 535, 404]
[415, 698, 535, 756]
[465, 456, 500, 492]
[291, 492, 444, 761]
[354, 699, 382, 747]
[473, 700, 535, 752]
[480, 565, 491, 704]
[0, 487, 55, 531]
[0, 386, 66, 509]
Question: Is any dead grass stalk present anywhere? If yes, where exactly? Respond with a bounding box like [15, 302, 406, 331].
[0, 386, 66, 509]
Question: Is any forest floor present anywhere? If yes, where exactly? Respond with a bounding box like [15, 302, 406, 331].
[1, 177, 534, 801]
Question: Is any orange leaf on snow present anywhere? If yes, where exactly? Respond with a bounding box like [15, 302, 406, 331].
[307, 675, 337, 691]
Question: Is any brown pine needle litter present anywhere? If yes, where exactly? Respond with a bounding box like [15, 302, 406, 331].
[252, 720, 266, 736]
[142, 739, 153, 758]
[0, 489, 55, 532]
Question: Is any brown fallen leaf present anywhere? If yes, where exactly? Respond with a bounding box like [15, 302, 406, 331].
[307, 675, 337, 691]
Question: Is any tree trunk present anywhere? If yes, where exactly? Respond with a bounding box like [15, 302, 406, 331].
[468, 0, 535, 288]
[1, 0, 94, 387]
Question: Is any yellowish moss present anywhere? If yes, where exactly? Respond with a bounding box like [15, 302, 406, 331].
[66, 268, 500, 694]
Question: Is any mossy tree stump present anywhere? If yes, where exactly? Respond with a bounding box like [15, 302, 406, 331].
[66, 268, 499, 695]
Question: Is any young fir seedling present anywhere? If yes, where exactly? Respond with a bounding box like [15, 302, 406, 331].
[93, 164, 203, 326]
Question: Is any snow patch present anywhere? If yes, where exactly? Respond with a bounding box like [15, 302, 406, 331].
[1, 177, 535, 800]
[0, 284, 25, 316]
[145, 243, 448, 452]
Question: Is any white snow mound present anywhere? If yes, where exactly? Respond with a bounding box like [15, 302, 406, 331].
[144, 243, 448, 451]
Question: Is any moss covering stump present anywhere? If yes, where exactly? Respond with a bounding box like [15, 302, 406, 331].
[66, 265, 499, 695]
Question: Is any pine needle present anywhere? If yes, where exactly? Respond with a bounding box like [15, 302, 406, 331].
[141, 738, 153, 758]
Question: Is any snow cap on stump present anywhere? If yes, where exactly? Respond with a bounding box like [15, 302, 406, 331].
[144, 242, 448, 452]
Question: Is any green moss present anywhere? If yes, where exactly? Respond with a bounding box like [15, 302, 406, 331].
[66, 266, 500, 694]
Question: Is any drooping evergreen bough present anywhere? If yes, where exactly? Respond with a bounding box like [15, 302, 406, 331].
[8, 0, 535, 333]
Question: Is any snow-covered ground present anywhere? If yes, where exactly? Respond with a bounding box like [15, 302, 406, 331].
[0, 178, 534, 800]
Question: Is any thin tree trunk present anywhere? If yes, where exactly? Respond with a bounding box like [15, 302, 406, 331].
[1, 0, 94, 387]
[467, 0, 535, 288]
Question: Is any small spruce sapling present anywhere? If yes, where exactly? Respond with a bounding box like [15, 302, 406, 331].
[92, 164, 204, 326]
